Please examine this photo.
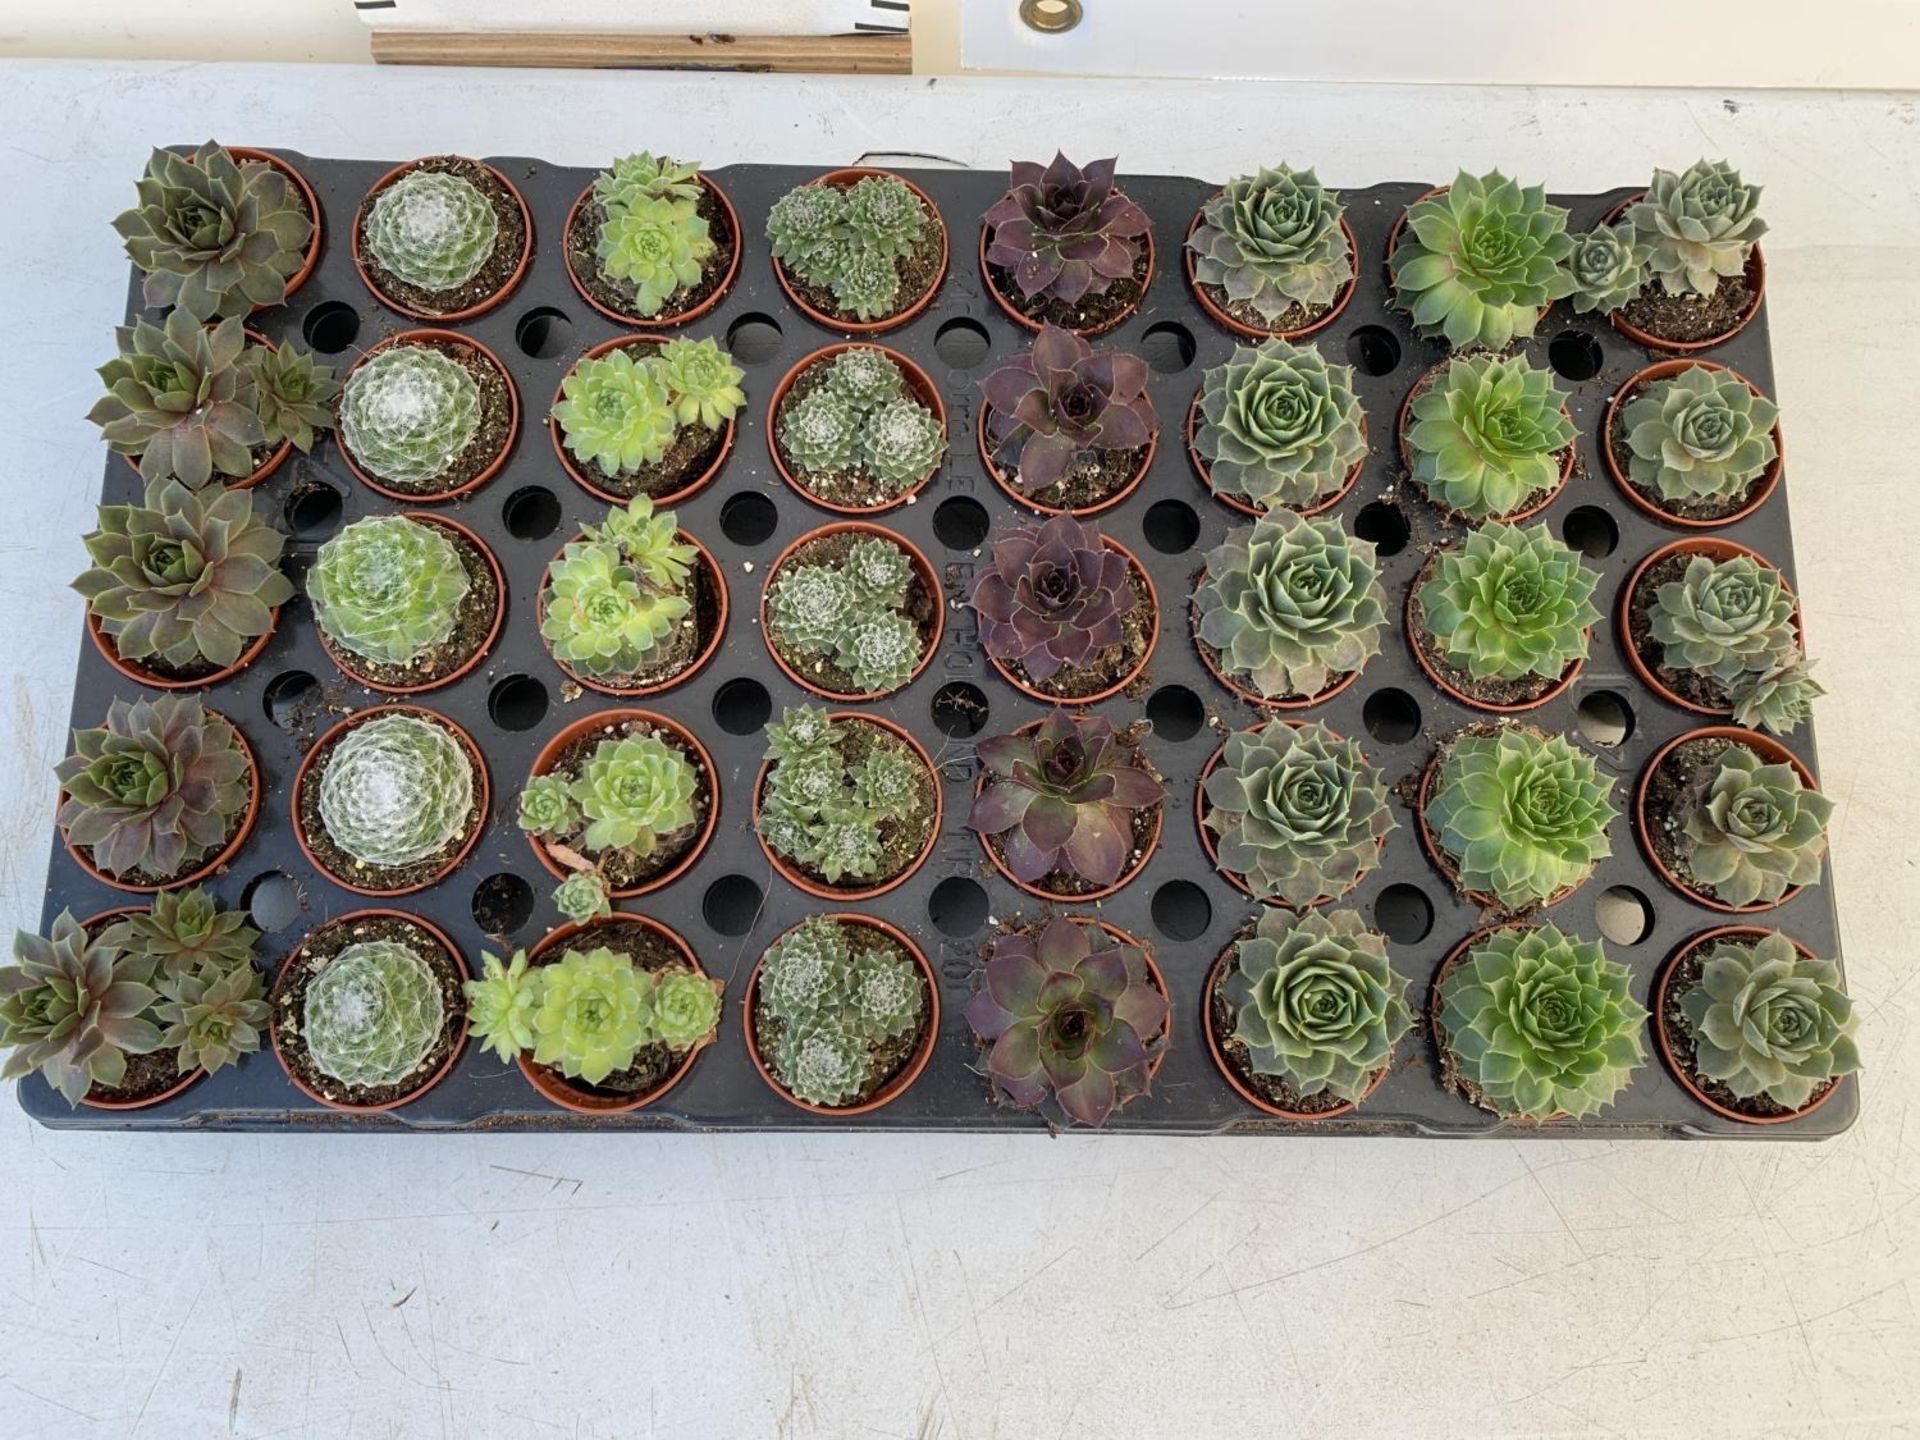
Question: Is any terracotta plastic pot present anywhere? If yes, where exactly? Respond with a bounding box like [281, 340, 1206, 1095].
[1395, 360, 1574, 524]
[1383, 185, 1553, 336]
[1601, 194, 1766, 352]
[268, 909, 470, 1114]
[89, 607, 278, 693]
[743, 914, 939, 1117]
[315, 514, 506, 696]
[230, 147, 324, 310]
[1602, 359, 1784, 530]
[976, 401, 1159, 519]
[352, 156, 533, 322]
[1634, 725, 1819, 914]
[60, 712, 260, 895]
[753, 713, 943, 900]
[1651, 925, 1841, 1125]
[119, 327, 294, 491]
[766, 343, 947, 514]
[772, 168, 949, 335]
[536, 527, 728, 698]
[562, 170, 743, 328]
[291, 705, 491, 898]
[1185, 389, 1363, 519]
[72, 907, 206, 1111]
[1617, 537, 1802, 719]
[979, 209, 1155, 338]
[1415, 728, 1586, 912]
[1183, 198, 1358, 342]
[759, 521, 944, 701]
[1202, 940, 1385, 1121]
[1404, 561, 1585, 715]
[1429, 922, 1570, 1124]
[982, 535, 1157, 704]
[1188, 576, 1362, 711]
[548, 333, 737, 507]
[524, 708, 718, 899]
[517, 914, 716, 1114]
[337, 329, 521, 503]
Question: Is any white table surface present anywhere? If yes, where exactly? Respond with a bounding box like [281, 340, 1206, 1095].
[1, 61, 1916, 1440]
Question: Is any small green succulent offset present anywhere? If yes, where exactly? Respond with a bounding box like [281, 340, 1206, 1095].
[1439, 924, 1646, 1120]
[515, 944, 721, 1083]
[1621, 366, 1778, 507]
[1406, 356, 1573, 521]
[245, 340, 341, 452]
[758, 916, 924, 1108]
[599, 195, 714, 318]
[552, 341, 744, 479]
[541, 498, 697, 683]
[318, 714, 474, 870]
[1676, 931, 1859, 1111]
[1223, 907, 1412, 1105]
[1677, 742, 1832, 907]
[2, 910, 162, 1104]
[1732, 659, 1824, 738]
[766, 174, 928, 321]
[365, 168, 500, 293]
[1195, 340, 1365, 511]
[88, 312, 263, 490]
[569, 731, 700, 855]
[517, 773, 577, 835]
[780, 348, 946, 500]
[1427, 727, 1616, 910]
[1390, 170, 1575, 350]
[1195, 510, 1388, 699]
[100, 884, 259, 975]
[1419, 522, 1600, 683]
[1189, 163, 1353, 323]
[302, 938, 445, 1089]
[464, 949, 539, 1063]
[759, 707, 927, 885]
[1649, 552, 1797, 685]
[1203, 721, 1394, 907]
[658, 338, 747, 429]
[596, 152, 703, 211]
[768, 534, 925, 695]
[102, 886, 266, 1077]
[1628, 159, 1766, 298]
[552, 872, 612, 927]
[339, 344, 481, 489]
[1566, 221, 1649, 315]
[309, 515, 472, 669]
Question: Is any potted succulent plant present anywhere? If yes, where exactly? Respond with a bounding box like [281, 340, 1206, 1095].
[754, 706, 941, 900]
[760, 522, 941, 700]
[1399, 354, 1575, 522]
[353, 154, 531, 320]
[1197, 719, 1394, 906]
[979, 324, 1159, 514]
[1636, 726, 1831, 912]
[766, 167, 948, 333]
[563, 153, 741, 327]
[519, 709, 716, 905]
[75, 479, 294, 689]
[550, 335, 745, 505]
[969, 513, 1156, 702]
[980, 153, 1153, 336]
[1192, 509, 1387, 708]
[768, 345, 948, 512]
[1408, 521, 1600, 711]
[1603, 360, 1781, 527]
[965, 915, 1169, 1129]
[1433, 923, 1646, 1122]
[466, 916, 722, 1115]
[269, 909, 469, 1112]
[1419, 724, 1616, 912]
[1654, 928, 1859, 1125]
[967, 710, 1165, 901]
[57, 696, 259, 892]
[744, 913, 936, 1115]
[1388, 170, 1575, 351]
[1205, 907, 1411, 1120]
[1188, 339, 1367, 516]
[308, 513, 504, 694]
[1186, 163, 1356, 341]
[292, 707, 488, 897]
[335, 330, 519, 502]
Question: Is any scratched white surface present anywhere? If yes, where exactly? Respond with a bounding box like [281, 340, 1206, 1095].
[0, 62, 1916, 1440]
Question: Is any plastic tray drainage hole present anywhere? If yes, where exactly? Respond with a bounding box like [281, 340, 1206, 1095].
[504, 485, 562, 541]
[1373, 883, 1433, 944]
[933, 496, 990, 550]
[514, 305, 573, 359]
[1141, 321, 1197, 374]
[1354, 500, 1410, 557]
[1145, 684, 1204, 742]
[1151, 881, 1211, 942]
[282, 481, 344, 542]
[1561, 505, 1619, 559]
[488, 674, 549, 733]
[471, 872, 535, 936]
[934, 318, 991, 370]
[928, 876, 989, 937]
[1576, 690, 1633, 748]
[241, 870, 303, 932]
[1345, 325, 1401, 377]
[720, 491, 778, 547]
[1143, 499, 1200, 555]
[726, 313, 784, 365]
[703, 875, 764, 937]
[301, 301, 359, 355]
[932, 681, 988, 737]
[713, 677, 772, 736]
[1595, 885, 1655, 947]
[1549, 330, 1604, 382]
[1362, 687, 1421, 745]
[263, 670, 321, 732]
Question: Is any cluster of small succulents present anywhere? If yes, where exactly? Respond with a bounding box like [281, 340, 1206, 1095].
[778, 348, 947, 500]
[1620, 365, 1778, 509]
[1647, 551, 1818, 734]
[309, 515, 473, 670]
[552, 338, 745, 480]
[1672, 931, 1858, 1112]
[338, 343, 482, 490]
[983, 153, 1150, 310]
[757, 916, 926, 1108]
[766, 172, 930, 321]
[365, 167, 501, 294]
[1405, 356, 1573, 520]
[757, 707, 930, 886]
[1194, 340, 1365, 511]
[593, 153, 716, 317]
[969, 514, 1138, 687]
[541, 497, 699, 684]
[1390, 170, 1575, 350]
[1670, 742, 1832, 907]
[1417, 522, 1600, 686]
[318, 713, 475, 871]
[766, 532, 927, 695]
[1188, 163, 1352, 325]
[302, 937, 445, 1089]
[519, 728, 700, 868]
[982, 325, 1158, 497]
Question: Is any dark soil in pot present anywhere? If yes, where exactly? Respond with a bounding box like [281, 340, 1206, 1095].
[986, 416, 1149, 513]
[762, 718, 937, 891]
[1406, 557, 1570, 708]
[537, 715, 712, 890]
[751, 923, 929, 1108]
[765, 530, 937, 695]
[1619, 271, 1757, 347]
[1642, 733, 1775, 905]
[567, 181, 738, 324]
[543, 544, 719, 692]
[66, 714, 253, 889]
[785, 184, 943, 327]
[1659, 942, 1834, 1122]
[327, 524, 500, 689]
[1207, 950, 1363, 1117]
[356, 157, 528, 317]
[774, 359, 939, 509]
[988, 243, 1149, 333]
[526, 918, 689, 1101]
[1607, 385, 1766, 524]
[1624, 551, 1735, 710]
[567, 417, 725, 503]
[982, 790, 1160, 898]
[344, 336, 513, 499]
[999, 561, 1155, 700]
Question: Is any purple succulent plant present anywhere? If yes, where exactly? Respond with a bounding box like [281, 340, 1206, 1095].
[969, 514, 1136, 681]
[965, 915, 1169, 1128]
[982, 153, 1152, 306]
[981, 325, 1159, 495]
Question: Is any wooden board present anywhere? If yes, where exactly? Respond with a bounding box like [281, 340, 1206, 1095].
[371, 30, 912, 73]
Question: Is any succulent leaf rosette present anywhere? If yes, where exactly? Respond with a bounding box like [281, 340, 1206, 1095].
[1674, 932, 1858, 1112]
[552, 872, 613, 927]
[540, 498, 699, 684]
[309, 515, 473, 670]
[1188, 163, 1353, 323]
[755, 916, 926, 1108]
[318, 714, 475, 870]
[1627, 159, 1766, 299]
[983, 153, 1151, 308]
[365, 169, 500, 293]
[246, 340, 341, 453]
[302, 938, 446, 1090]
[339, 344, 482, 490]
[1621, 366, 1778, 508]
[767, 532, 926, 696]
[590, 154, 715, 317]
[568, 732, 699, 857]
[777, 348, 946, 501]
[969, 514, 1136, 686]
[1406, 356, 1574, 521]
[1196, 340, 1366, 512]
[766, 173, 929, 322]
[1732, 659, 1824, 738]
[1, 910, 162, 1104]
[1648, 552, 1798, 687]
[1418, 522, 1600, 684]
[101, 885, 260, 977]
[1566, 221, 1649, 315]
[1676, 743, 1831, 908]
[88, 313, 264, 490]
[758, 707, 932, 887]
[981, 325, 1158, 497]
[1390, 170, 1575, 350]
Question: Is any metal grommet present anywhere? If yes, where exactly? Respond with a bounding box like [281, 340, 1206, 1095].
[1019, 0, 1084, 34]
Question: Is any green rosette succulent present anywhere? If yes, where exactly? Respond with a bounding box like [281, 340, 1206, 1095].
[365, 169, 499, 292]
[766, 185, 847, 274]
[1439, 924, 1646, 1120]
[540, 538, 689, 682]
[768, 563, 856, 653]
[825, 347, 907, 410]
[1649, 552, 1797, 685]
[552, 873, 612, 927]
[847, 949, 926, 1041]
[1202, 720, 1394, 907]
[1195, 340, 1365, 511]
[1678, 743, 1832, 907]
[1675, 931, 1858, 1111]
[757, 916, 854, 1026]
[766, 176, 926, 322]
[592, 497, 696, 588]
[1427, 727, 1616, 910]
[829, 247, 902, 321]
[656, 338, 746, 430]
[781, 388, 862, 474]
[153, 961, 268, 1077]
[1195, 510, 1388, 699]
[1, 910, 162, 1104]
[859, 399, 947, 494]
[595, 152, 703, 211]
[1566, 221, 1648, 315]
[1406, 356, 1573, 521]
[88, 312, 263, 490]
[775, 1025, 870, 1108]
[1628, 160, 1766, 299]
[1732, 659, 1823, 738]
[1222, 907, 1411, 1105]
[552, 348, 680, 477]
[527, 946, 652, 1085]
[244, 341, 340, 452]
[1621, 366, 1779, 508]
[1189, 163, 1352, 322]
[598, 195, 714, 318]
[651, 968, 723, 1051]
[759, 709, 930, 887]
[303, 939, 445, 1089]
[570, 732, 699, 855]
[338, 345, 481, 490]
[309, 515, 472, 669]
[779, 353, 946, 500]
[318, 714, 474, 869]
[1419, 522, 1600, 683]
[99, 885, 260, 976]
[758, 917, 924, 1108]
[464, 949, 539, 1063]
[1391, 170, 1574, 350]
[517, 774, 578, 835]
[844, 175, 927, 260]
[767, 539, 925, 696]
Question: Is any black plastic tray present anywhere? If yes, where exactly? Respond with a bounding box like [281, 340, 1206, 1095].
[22, 151, 1852, 1137]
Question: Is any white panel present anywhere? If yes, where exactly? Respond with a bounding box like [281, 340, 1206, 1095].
[363, 0, 906, 34]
